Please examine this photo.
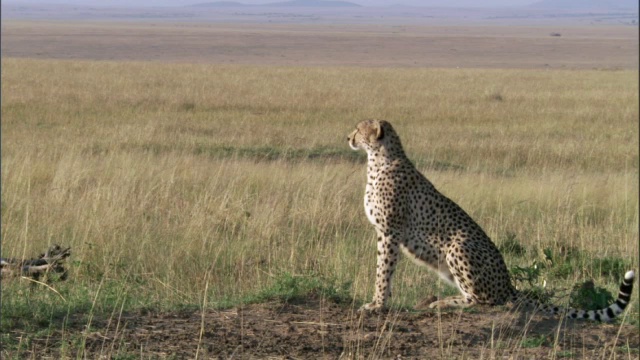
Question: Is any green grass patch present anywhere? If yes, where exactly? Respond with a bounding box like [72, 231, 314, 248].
[556, 350, 575, 358]
[568, 280, 615, 311]
[193, 144, 365, 163]
[215, 272, 354, 309]
[498, 232, 527, 257]
[109, 142, 366, 163]
[520, 334, 549, 348]
[544, 247, 632, 283]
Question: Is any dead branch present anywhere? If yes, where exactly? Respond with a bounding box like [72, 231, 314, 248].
[1, 244, 71, 281]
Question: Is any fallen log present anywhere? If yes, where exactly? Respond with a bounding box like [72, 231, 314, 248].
[1, 244, 71, 281]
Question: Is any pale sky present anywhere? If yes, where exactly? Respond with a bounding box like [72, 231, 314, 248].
[6, 0, 539, 7]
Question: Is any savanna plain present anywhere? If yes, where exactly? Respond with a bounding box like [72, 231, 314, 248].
[1, 20, 639, 359]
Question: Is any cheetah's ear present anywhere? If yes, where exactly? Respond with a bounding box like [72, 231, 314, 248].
[374, 121, 384, 140]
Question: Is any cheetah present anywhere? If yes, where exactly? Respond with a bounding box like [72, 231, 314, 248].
[348, 119, 635, 321]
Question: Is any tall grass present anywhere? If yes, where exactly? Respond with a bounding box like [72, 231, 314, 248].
[1, 58, 638, 336]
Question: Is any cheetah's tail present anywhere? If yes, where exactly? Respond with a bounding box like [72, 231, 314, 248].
[541, 270, 635, 322]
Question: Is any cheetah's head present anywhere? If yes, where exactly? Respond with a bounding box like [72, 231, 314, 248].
[348, 119, 402, 155]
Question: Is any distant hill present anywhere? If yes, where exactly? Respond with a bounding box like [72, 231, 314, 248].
[191, 1, 246, 6]
[529, 0, 638, 10]
[190, 0, 361, 7]
[264, 0, 361, 7]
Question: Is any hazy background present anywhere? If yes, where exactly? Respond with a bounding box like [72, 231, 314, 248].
[4, 0, 639, 8]
[2, 0, 536, 7]
[3, 0, 638, 24]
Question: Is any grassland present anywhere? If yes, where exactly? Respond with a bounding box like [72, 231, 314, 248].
[2, 21, 638, 69]
[1, 57, 638, 357]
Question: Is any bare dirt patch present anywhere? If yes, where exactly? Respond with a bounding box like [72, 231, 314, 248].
[2, 21, 638, 69]
[12, 297, 639, 359]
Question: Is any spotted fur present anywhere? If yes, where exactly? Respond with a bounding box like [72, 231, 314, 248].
[348, 119, 635, 321]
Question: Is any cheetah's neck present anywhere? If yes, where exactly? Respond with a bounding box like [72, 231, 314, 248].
[366, 148, 411, 176]
[366, 142, 409, 168]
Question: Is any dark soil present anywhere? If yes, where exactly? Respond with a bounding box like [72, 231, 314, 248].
[8, 297, 639, 359]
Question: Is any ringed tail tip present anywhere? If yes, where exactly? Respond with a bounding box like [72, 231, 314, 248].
[624, 270, 635, 282]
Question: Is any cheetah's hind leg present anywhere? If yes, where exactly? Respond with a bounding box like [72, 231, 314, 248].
[428, 295, 476, 309]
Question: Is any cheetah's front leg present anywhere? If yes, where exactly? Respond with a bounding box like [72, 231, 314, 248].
[360, 234, 399, 312]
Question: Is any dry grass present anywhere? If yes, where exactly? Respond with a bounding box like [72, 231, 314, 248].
[1, 58, 638, 351]
[2, 21, 638, 69]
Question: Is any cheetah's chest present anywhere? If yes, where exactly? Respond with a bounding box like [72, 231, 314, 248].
[364, 187, 377, 225]
[364, 168, 382, 226]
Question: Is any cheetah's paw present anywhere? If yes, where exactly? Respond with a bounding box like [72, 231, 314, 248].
[358, 302, 385, 312]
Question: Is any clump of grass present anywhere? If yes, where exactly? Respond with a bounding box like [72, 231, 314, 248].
[543, 246, 633, 282]
[178, 101, 196, 112]
[568, 280, 614, 311]
[520, 334, 549, 348]
[488, 92, 505, 102]
[506, 244, 632, 315]
[498, 232, 526, 257]
[236, 272, 353, 307]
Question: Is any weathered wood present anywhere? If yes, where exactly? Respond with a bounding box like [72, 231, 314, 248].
[1, 245, 71, 281]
